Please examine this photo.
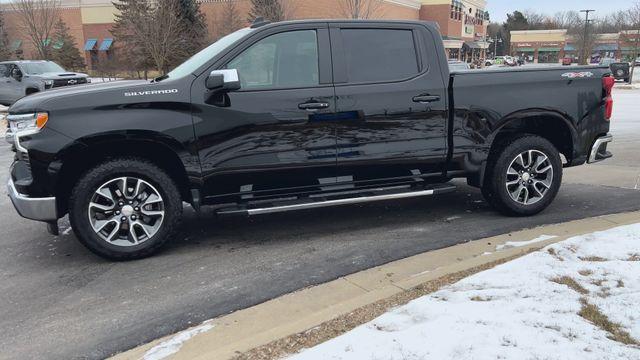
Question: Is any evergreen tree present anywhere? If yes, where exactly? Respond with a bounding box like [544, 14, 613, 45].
[111, 0, 155, 76]
[248, 0, 284, 23]
[0, 10, 12, 61]
[177, 0, 207, 58]
[51, 19, 85, 70]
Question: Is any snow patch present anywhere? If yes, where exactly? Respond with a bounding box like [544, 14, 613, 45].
[291, 223, 640, 360]
[142, 321, 214, 360]
[495, 234, 558, 250]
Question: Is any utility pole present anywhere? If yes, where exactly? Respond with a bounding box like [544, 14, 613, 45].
[580, 9, 595, 65]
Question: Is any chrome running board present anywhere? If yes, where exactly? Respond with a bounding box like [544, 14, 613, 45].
[216, 184, 456, 216]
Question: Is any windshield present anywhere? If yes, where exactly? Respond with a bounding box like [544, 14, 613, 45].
[21, 62, 65, 74]
[164, 28, 254, 80]
[449, 63, 469, 71]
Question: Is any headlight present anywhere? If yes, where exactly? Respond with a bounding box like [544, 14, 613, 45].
[44, 79, 54, 86]
[7, 112, 49, 133]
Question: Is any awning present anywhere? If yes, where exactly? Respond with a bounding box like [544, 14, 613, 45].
[538, 47, 561, 52]
[10, 40, 22, 51]
[515, 47, 534, 52]
[84, 38, 97, 51]
[564, 44, 576, 51]
[98, 38, 113, 51]
[463, 41, 481, 49]
[53, 40, 64, 50]
[593, 43, 618, 51]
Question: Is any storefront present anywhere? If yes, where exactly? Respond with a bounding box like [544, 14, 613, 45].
[537, 47, 561, 63]
[510, 30, 567, 64]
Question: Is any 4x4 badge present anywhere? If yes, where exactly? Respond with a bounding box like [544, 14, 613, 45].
[561, 72, 594, 79]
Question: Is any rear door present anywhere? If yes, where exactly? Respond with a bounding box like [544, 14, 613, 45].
[330, 23, 448, 185]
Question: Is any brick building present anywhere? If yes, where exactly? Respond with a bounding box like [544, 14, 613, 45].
[511, 29, 640, 64]
[2, 0, 490, 69]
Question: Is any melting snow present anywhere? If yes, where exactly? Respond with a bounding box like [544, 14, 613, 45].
[495, 234, 558, 250]
[142, 321, 214, 360]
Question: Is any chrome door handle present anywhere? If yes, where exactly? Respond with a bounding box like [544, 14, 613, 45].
[298, 102, 329, 111]
[412, 94, 440, 103]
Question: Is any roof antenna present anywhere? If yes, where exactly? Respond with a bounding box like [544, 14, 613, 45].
[251, 16, 270, 28]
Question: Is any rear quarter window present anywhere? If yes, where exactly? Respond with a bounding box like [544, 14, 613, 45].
[340, 28, 419, 83]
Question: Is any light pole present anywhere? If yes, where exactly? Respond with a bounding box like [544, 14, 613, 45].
[488, 36, 503, 57]
[580, 9, 595, 65]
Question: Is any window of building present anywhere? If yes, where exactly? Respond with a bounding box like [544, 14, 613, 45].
[340, 28, 419, 83]
[227, 30, 319, 90]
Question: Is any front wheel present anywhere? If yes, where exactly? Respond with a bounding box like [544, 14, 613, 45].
[481, 135, 562, 216]
[69, 158, 182, 260]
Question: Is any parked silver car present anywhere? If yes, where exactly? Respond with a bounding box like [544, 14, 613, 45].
[0, 60, 89, 106]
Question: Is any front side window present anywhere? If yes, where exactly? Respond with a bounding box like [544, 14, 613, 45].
[340, 29, 419, 83]
[227, 30, 319, 90]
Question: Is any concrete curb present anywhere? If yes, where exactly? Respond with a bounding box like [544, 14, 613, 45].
[111, 211, 640, 360]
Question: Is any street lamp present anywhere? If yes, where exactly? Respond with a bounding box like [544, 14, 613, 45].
[580, 9, 595, 65]
[488, 36, 503, 57]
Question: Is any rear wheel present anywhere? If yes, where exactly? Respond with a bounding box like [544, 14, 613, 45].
[481, 135, 562, 216]
[69, 158, 182, 260]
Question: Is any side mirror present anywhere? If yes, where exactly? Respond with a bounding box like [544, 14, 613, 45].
[206, 69, 240, 91]
[11, 68, 22, 81]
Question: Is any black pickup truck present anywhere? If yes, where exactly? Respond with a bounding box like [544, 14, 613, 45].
[6, 20, 614, 260]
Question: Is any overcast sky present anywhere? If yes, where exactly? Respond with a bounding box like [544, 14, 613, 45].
[487, 0, 633, 23]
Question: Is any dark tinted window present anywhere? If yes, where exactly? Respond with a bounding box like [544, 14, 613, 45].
[341, 29, 419, 83]
[228, 30, 319, 90]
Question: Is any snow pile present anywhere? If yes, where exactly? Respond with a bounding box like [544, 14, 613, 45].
[291, 224, 640, 360]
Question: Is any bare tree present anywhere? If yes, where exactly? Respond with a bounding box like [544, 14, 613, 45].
[339, 0, 383, 19]
[551, 11, 582, 29]
[113, 0, 190, 74]
[215, 0, 244, 40]
[248, 0, 285, 22]
[11, 0, 60, 59]
[569, 21, 598, 65]
[624, 2, 640, 81]
[0, 9, 11, 60]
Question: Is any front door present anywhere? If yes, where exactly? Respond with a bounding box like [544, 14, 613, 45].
[330, 24, 448, 185]
[191, 25, 337, 202]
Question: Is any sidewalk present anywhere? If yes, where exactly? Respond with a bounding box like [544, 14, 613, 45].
[112, 211, 640, 360]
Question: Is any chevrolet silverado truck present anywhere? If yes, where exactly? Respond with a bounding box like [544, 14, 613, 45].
[6, 20, 614, 260]
[0, 60, 90, 106]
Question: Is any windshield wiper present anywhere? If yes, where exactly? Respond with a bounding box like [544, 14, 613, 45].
[152, 74, 169, 83]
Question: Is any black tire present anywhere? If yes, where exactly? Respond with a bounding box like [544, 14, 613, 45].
[69, 158, 182, 260]
[481, 135, 562, 216]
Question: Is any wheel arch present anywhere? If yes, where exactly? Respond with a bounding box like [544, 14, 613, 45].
[52, 130, 195, 216]
[470, 109, 578, 188]
[490, 109, 578, 163]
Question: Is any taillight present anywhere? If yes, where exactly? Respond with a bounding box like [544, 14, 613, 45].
[603, 76, 615, 120]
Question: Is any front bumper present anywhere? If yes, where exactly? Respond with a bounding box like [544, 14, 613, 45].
[7, 176, 57, 221]
[587, 133, 613, 164]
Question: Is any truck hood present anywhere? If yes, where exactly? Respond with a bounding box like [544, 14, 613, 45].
[9, 80, 149, 113]
[30, 72, 89, 79]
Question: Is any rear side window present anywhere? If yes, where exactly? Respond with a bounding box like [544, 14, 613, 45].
[340, 29, 419, 83]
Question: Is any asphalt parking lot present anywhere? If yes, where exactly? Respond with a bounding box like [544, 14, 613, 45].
[0, 88, 639, 360]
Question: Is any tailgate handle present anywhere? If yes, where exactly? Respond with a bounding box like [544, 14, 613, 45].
[412, 94, 440, 103]
[298, 101, 329, 111]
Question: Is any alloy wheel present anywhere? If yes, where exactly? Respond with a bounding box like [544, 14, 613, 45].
[88, 177, 165, 246]
[505, 150, 554, 205]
